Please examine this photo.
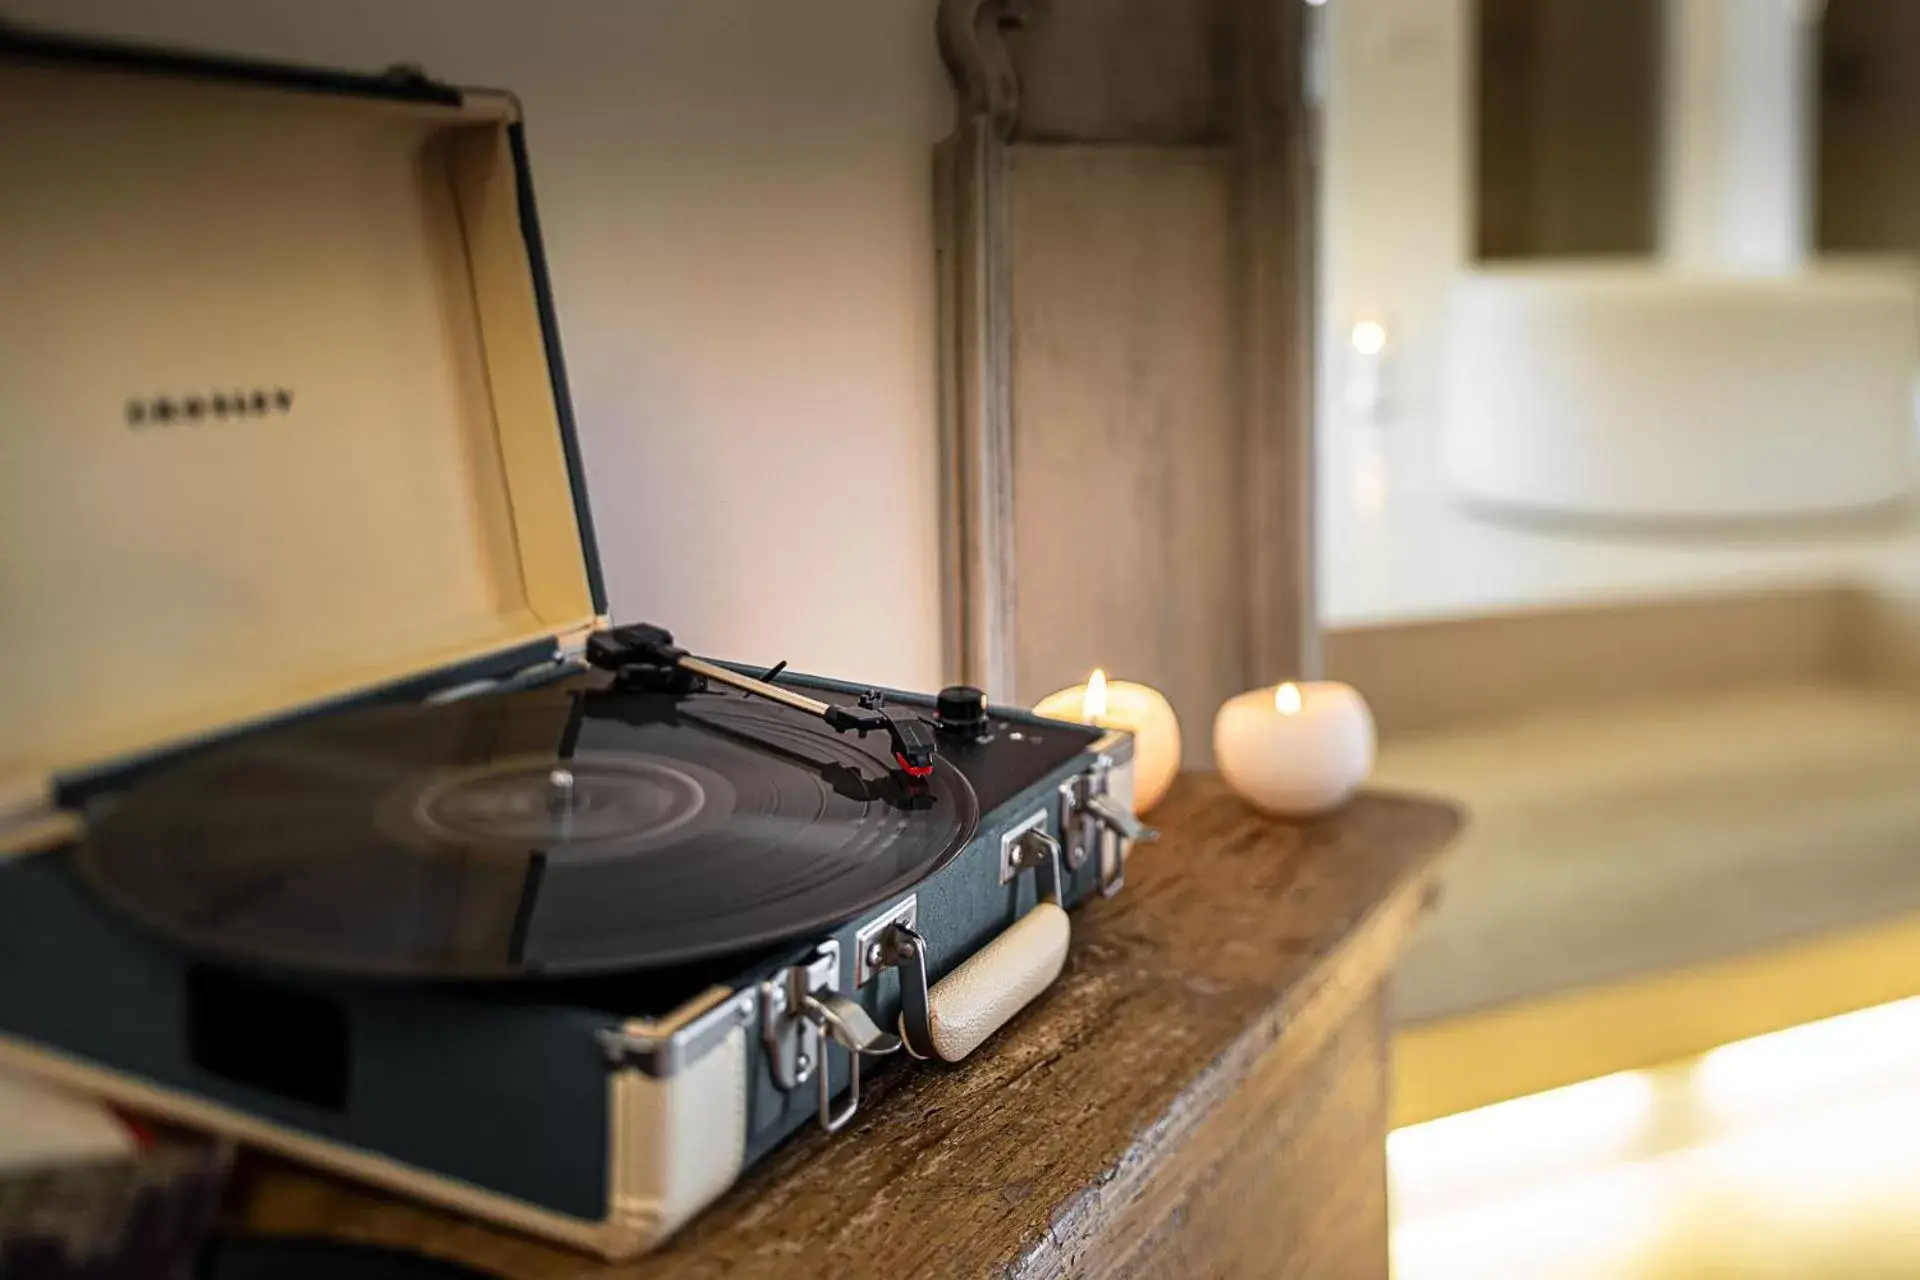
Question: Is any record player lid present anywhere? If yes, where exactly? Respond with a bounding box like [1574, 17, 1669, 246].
[0, 29, 604, 814]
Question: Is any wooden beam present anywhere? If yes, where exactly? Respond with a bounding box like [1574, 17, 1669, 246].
[934, 0, 1317, 709]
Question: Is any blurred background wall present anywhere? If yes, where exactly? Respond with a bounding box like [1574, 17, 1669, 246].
[1312, 9, 1920, 1269]
[1315, 0, 1469, 436]
[1, 0, 954, 689]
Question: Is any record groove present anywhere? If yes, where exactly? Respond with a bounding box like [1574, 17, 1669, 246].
[78, 682, 979, 979]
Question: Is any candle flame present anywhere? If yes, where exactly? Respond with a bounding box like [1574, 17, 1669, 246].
[1275, 682, 1303, 715]
[1084, 669, 1109, 722]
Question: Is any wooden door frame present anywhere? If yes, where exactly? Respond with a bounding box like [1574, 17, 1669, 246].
[933, 0, 1319, 702]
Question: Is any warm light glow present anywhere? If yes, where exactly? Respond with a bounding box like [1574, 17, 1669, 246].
[1390, 994, 1920, 1255]
[1389, 1071, 1658, 1201]
[1391, 1037, 1920, 1278]
[1274, 682, 1303, 715]
[1392, 1154, 1667, 1279]
[1352, 435, 1389, 516]
[1083, 669, 1109, 722]
[1694, 994, 1920, 1120]
[1351, 318, 1387, 356]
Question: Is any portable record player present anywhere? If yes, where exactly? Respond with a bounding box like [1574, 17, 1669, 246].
[0, 27, 1150, 1261]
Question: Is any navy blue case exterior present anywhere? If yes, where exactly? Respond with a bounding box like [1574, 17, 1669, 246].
[0, 690, 1107, 1225]
[0, 853, 618, 1219]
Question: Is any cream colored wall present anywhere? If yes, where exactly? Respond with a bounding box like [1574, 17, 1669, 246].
[1316, 0, 1471, 432]
[12, 0, 953, 689]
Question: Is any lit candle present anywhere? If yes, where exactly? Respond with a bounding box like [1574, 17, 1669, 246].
[1212, 681, 1375, 817]
[1033, 669, 1181, 813]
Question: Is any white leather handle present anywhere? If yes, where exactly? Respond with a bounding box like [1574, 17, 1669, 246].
[909, 903, 1070, 1063]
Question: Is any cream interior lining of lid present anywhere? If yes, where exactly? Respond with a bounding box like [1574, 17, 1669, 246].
[0, 60, 596, 787]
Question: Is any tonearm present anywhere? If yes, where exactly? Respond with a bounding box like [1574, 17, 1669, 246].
[585, 624, 939, 783]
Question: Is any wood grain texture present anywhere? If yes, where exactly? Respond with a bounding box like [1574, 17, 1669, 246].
[1073, 992, 1391, 1280]
[1006, 0, 1237, 144]
[1234, 0, 1317, 684]
[934, 119, 1019, 698]
[231, 777, 1459, 1279]
[933, 0, 1315, 704]
[1008, 145, 1244, 755]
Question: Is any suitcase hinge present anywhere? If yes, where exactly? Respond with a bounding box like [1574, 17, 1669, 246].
[556, 618, 610, 662]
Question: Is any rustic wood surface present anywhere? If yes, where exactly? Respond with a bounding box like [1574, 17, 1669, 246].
[1083, 990, 1393, 1279]
[1232, 0, 1317, 687]
[1008, 143, 1243, 761]
[933, 0, 1315, 704]
[1005, 0, 1237, 144]
[932, 113, 1019, 702]
[230, 775, 1459, 1278]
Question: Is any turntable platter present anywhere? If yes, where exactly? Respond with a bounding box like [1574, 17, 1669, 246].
[76, 682, 979, 979]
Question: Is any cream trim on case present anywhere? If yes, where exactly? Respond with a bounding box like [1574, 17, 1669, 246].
[610, 1021, 748, 1242]
[1093, 730, 1138, 891]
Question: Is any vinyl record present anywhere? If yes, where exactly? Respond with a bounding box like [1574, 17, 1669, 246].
[77, 681, 978, 979]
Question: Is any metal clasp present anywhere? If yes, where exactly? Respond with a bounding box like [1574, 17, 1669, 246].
[868, 921, 938, 1061]
[759, 940, 903, 1133]
[1060, 755, 1157, 896]
[760, 941, 837, 1094]
[803, 991, 899, 1132]
[1009, 825, 1064, 904]
[999, 814, 1064, 899]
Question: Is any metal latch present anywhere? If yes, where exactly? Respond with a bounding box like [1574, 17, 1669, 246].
[866, 922, 939, 1061]
[760, 940, 901, 1133]
[1060, 755, 1158, 896]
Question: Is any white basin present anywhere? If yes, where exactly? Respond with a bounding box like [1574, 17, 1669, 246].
[1441, 262, 1919, 523]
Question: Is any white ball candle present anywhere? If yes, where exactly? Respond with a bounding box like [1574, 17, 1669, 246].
[1032, 670, 1181, 813]
[1213, 681, 1375, 817]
